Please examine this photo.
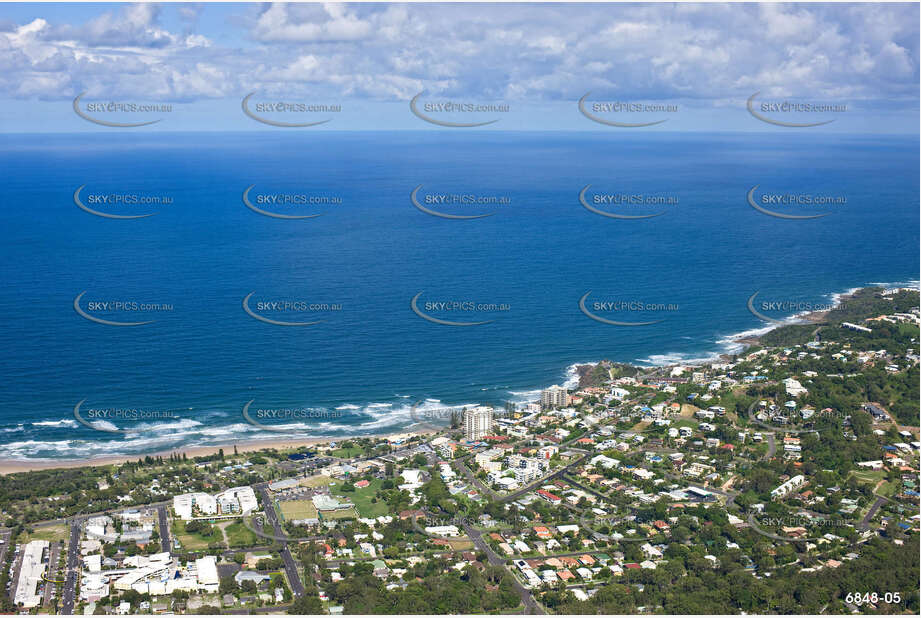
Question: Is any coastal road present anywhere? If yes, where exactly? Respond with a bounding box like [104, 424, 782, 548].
[157, 505, 171, 553]
[255, 484, 304, 597]
[60, 515, 85, 615]
[461, 521, 544, 615]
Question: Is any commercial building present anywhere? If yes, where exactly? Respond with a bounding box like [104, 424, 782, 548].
[195, 556, 220, 592]
[14, 540, 49, 608]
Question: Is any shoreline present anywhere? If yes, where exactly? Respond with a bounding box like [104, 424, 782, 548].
[729, 293, 844, 348]
[2, 281, 916, 475]
[0, 427, 441, 475]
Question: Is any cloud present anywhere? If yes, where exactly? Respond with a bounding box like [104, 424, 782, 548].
[46, 3, 206, 49]
[0, 1, 916, 107]
[251, 3, 373, 43]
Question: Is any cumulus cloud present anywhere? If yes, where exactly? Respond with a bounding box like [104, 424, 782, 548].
[251, 3, 373, 42]
[46, 3, 207, 49]
[0, 1, 916, 107]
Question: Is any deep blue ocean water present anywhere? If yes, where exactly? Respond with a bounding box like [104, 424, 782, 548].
[0, 131, 917, 460]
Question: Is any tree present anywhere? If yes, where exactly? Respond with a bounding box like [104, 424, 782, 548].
[219, 575, 236, 595]
[289, 589, 323, 614]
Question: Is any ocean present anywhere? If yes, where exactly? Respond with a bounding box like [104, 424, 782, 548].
[0, 131, 917, 461]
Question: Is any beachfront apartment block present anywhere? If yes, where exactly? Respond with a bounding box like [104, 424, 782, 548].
[14, 539, 49, 608]
[541, 385, 569, 409]
[463, 406, 494, 441]
[173, 486, 258, 520]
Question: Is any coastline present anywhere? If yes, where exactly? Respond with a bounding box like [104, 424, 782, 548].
[729, 291, 847, 348]
[2, 280, 916, 475]
[0, 427, 441, 475]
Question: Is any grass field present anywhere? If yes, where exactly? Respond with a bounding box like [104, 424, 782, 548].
[223, 521, 258, 547]
[299, 475, 332, 488]
[331, 446, 364, 458]
[331, 478, 389, 518]
[850, 469, 886, 484]
[279, 499, 318, 521]
[172, 520, 218, 550]
[19, 523, 68, 544]
[877, 480, 899, 497]
[445, 539, 474, 550]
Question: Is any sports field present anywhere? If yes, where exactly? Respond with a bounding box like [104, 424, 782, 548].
[279, 499, 318, 521]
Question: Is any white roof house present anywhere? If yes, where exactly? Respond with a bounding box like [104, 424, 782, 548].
[590, 454, 620, 469]
[424, 525, 460, 537]
[783, 378, 808, 397]
[771, 475, 806, 499]
[401, 469, 424, 486]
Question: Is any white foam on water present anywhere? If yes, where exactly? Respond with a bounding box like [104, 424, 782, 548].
[32, 419, 78, 428]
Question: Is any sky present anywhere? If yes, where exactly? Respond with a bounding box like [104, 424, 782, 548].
[0, 2, 918, 132]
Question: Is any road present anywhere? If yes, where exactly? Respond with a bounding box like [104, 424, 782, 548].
[559, 474, 613, 503]
[660, 471, 739, 507]
[157, 505, 172, 553]
[764, 432, 777, 460]
[255, 484, 304, 597]
[225, 605, 293, 614]
[859, 495, 889, 531]
[32, 499, 172, 530]
[0, 528, 11, 583]
[42, 541, 61, 608]
[461, 521, 544, 615]
[7, 531, 23, 612]
[60, 515, 85, 615]
[452, 452, 587, 504]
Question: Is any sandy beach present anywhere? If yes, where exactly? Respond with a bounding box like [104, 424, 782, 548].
[0, 426, 441, 475]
